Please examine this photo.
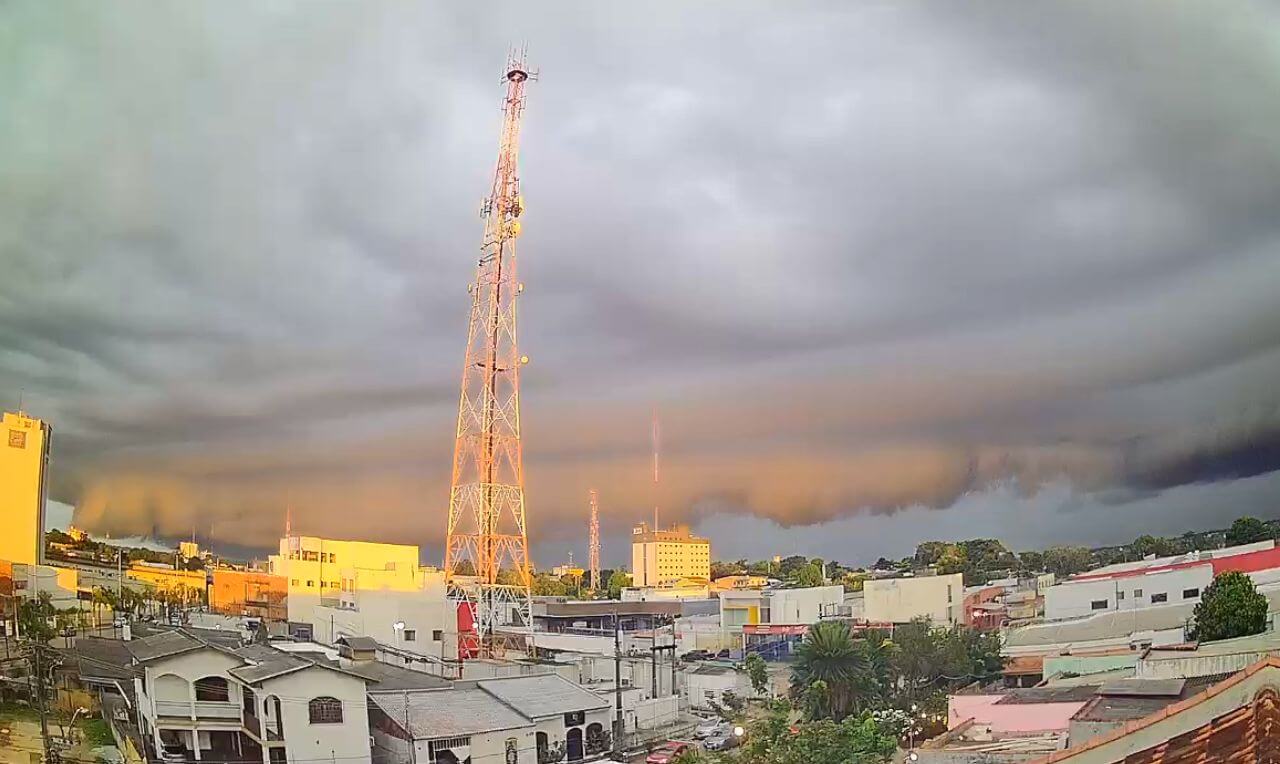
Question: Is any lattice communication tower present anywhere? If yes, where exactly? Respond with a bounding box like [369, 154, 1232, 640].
[444, 49, 536, 658]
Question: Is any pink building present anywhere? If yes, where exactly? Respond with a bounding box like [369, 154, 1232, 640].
[948, 686, 1097, 733]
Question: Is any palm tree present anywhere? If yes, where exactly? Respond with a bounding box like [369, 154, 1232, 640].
[792, 621, 863, 720]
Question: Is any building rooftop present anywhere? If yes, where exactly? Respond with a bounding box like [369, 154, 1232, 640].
[993, 686, 1100, 705]
[370, 687, 530, 739]
[341, 659, 452, 690]
[336, 635, 379, 651]
[1142, 629, 1280, 663]
[478, 674, 610, 718]
[127, 630, 216, 663]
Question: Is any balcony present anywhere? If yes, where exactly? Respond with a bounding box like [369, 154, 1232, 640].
[154, 699, 242, 720]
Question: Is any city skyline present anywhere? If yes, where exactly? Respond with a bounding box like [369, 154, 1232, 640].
[5, 2, 1280, 564]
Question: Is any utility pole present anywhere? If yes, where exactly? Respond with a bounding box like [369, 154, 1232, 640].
[444, 48, 537, 659]
[612, 613, 624, 759]
[27, 643, 58, 764]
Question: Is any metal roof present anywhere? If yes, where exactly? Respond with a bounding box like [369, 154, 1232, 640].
[341, 660, 452, 691]
[993, 685, 1100, 704]
[370, 688, 530, 739]
[477, 674, 610, 718]
[1098, 678, 1185, 697]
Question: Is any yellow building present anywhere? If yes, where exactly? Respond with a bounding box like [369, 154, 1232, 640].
[631, 522, 711, 588]
[268, 535, 450, 651]
[127, 563, 206, 602]
[0, 411, 51, 566]
[711, 575, 770, 591]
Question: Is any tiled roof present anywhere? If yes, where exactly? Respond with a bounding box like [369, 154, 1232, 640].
[1032, 656, 1280, 764]
[370, 687, 530, 738]
[477, 674, 610, 718]
[993, 685, 1099, 704]
[340, 660, 452, 690]
[337, 636, 379, 651]
[126, 630, 210, 663]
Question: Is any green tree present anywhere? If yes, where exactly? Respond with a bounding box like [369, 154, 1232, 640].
[1017, 550, 1045, 574]
[745, 653, 769, 696]
[790, 622, 893, 720]
[18, 592, 58, 643]
[710, 560, 745, 580]
[1226, 516, 1271, 546]
[606, 570, 630, 599]
[913, 542, 949, 568]
[1041, 546, 1094, 577]
[1191, 571, 1268, 642]
[734, 702, 897, 764]
[788, 563, 824, 588]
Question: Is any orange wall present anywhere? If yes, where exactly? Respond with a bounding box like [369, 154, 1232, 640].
[210, 569, 287, 621]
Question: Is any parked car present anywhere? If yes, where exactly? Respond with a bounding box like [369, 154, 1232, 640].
[715, 648, 731, 659]
[705, 731, 742, 752]
[646, 742, 691, 764]
[681, 649, 711, 662]
[694, 718, 729, 739]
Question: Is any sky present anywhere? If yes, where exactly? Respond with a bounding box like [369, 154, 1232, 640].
[4, 1, 1280, 568]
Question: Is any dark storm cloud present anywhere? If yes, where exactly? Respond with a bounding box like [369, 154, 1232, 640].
[3, 1, 1280, 562]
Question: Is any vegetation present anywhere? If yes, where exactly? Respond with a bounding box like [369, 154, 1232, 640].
[1226, 516, 1272, 546]
[606, 570, 631, 599]
[1191, 571, 1269, 642]
[674, 701, 897, 764]
[745, 653, 769, 696]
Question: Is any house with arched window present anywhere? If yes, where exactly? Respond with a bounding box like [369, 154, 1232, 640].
[128, 628, 380, 764]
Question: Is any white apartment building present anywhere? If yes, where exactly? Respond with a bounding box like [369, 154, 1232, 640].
[630, 523, 710, 588]
[129, 630, 376, 764]
[863, 572, 964, 624]
[268, 535, 452, 657]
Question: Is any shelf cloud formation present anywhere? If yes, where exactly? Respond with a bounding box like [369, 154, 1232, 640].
[3, 1, 1280, 564]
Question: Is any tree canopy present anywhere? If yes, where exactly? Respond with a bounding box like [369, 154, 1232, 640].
[1226, 516, 1271, 546]
[1191, 571, 1268, 642]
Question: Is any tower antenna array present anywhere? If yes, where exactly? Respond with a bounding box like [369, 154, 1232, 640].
[444, 49, 536, 658]
[588, 489, 601, 592]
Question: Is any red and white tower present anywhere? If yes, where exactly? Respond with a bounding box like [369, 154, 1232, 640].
[588, 489, 601, 592]
[444, 50, 535, 658]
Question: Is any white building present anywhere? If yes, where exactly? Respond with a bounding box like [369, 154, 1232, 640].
[719, 585, 845, 634]
[862, 572, 964, 624]
[368, 674, 612, 764]
[129, 629, 378, 764]
[1043, 543, 1280, 621]
[268, 535, 452, 657]
[684, 664, 751, 711]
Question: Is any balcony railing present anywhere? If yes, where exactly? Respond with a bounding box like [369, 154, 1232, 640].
[154, 700, 241, 720]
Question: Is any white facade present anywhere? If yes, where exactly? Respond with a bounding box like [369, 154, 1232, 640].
[685, 665, 749, 711]
[863, 573, 964, 624]
[719, 585, 845, 633]
[1044, 564, 1213, 620]
[250, 665, 372, 764]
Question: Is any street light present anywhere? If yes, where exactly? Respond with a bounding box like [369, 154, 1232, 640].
[733, 726, 745, 738]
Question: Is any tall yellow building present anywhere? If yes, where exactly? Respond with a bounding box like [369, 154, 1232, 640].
[1, 411, 51, 566]
[631, 522, 711, 587]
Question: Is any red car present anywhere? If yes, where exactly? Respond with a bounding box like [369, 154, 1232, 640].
[646, 741, 691, 764]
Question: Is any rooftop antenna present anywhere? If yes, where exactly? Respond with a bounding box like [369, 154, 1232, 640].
[588, 489, 601, 592]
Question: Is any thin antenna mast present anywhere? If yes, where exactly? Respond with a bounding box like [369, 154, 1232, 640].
[651, 410, 660, 530]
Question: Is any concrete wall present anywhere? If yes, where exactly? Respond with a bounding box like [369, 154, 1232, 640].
[864, 573, 964, 624]
[1043, 654, 1140, 677]
[1045, 566, 1211, 620]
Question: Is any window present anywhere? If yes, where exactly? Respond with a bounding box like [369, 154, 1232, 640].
[432, 630, 443, 641]
[947, 585, 953, 603]
[194, 676, 230, 702]
[1151, 593, 1167, 603]
[291, 579, 299, 587]
[306, 580, 314, 588]
[1090, 600, 1108, 610]
[1134, 588, 1143, 598]
[403, 630, 416, 642]
[308, 697, 343, 724]
[564, 710, 586, 726]
[1117, 591, 1125, 600]
[8, 429, 26, 449]
[1183, 588, 1200, 599]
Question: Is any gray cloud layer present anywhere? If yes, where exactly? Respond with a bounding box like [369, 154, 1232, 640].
[3, 1, 1280, 565]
